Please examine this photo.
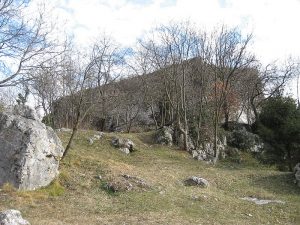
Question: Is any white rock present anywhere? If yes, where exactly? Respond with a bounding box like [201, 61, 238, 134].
[119, 148, 130, 154]
[0, 209, 30, 225]
[0, 109, 65, 190]
[240, 197, 285, 205]
[184, 176, 209, 188]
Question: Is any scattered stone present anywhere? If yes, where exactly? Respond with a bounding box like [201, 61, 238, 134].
[94, 175, 102, 180]
[93, 134, 102, 140]
[191, 195, 200, 201]
[87, 132, 104, 145]
[0, 107, 65, 190]
[121, 174, 150, 188]
[240, 197, 285, 205]
[105, 174, 150, 192]
[111, 137, 135, 153]
[294, 163, 300, 187]
[119, 148, 130, 154]
[0, 209, 30, 225]
[184, 176, 209, 188]
[106, 180, 133, 192]
[56, 127, 72, 132]
[88, 138, 94, 145]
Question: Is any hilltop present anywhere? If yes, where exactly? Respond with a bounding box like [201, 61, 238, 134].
[0, 130, 299, 225]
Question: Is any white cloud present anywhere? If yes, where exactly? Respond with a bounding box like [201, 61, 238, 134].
[27, 0, 300, 97]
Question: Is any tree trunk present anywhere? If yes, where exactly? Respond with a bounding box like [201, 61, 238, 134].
[223, 100, 229, 130]
[286, 146, 293, 172]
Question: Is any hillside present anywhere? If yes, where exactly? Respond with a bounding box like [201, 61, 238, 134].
[0, 130, 299, 225]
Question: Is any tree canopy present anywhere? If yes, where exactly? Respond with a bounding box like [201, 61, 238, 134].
[257, 96, 300, 170]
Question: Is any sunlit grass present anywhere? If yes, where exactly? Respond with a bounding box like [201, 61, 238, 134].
[0, 130, 299, 224]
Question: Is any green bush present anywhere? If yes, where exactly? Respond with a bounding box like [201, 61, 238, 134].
[257, 96, 300, 171]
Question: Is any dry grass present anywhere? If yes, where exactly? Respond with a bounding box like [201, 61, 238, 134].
[0, 130, 299, 225]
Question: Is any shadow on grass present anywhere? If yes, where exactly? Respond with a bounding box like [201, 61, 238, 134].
[251, 173, 300, 195]
[136, 132, 156, 146]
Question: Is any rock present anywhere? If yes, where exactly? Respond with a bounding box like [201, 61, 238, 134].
[0, 109, 65, 190]
[93, 134, 102, 140]
[88, 138, 94, 145]
[240, 197, 285, 205]
[105, 174, 150, 192]
[106, 180, 133, 192]
[11, 105, 40, 121]
[184, 176, 209, 188]
[94, 175, 102, 180]
[119, 148, 130, 154]
[294, 163, 300, 187]
[192, 150, 199, 158]
[121, 174, 150, 188]
[111, 137, 134, 153]
[56, 127, 72, 132]
[0, 209, 30, 225]
[155, 126, 173, 146]
[87, 132, 103, 146]
[192, 137, 227, 162]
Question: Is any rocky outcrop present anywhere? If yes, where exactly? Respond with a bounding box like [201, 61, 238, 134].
[0, 209, 30, 225]
[155, 126, 173, 146]
[191, 137, 227, 162]
[294, 163, 300, 187]
[111, 137, 134, 154]
[0, 105, 65, 190]
[184, 176, 209, 188]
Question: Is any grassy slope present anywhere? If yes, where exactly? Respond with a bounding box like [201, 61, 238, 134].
[0, 130, 299, 225]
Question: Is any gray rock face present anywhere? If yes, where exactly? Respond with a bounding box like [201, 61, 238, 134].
[0, 209, 30, 225]
[294, 163, 300, 187]
[0, 107, 64, 190]
[192, 137, 227, 162]
[155, 126, 173, 146]
[11, 105, 40, 121]
[111, 137, 134, 154]
[184, 176, 209, 188]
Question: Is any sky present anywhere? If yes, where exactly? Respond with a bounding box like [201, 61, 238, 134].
[28, 0, 300, 96]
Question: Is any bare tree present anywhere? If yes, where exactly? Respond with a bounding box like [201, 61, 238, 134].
[249, 59, 298, 123]
[61, 36, 126, 159]
[139, 22, 199, 150]
[194, 26, 256, 162]
[0, 0, 63, 88]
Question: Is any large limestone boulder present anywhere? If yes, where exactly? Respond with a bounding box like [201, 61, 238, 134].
[0, 105, 64, 190]
[0, 209, 30, 225]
